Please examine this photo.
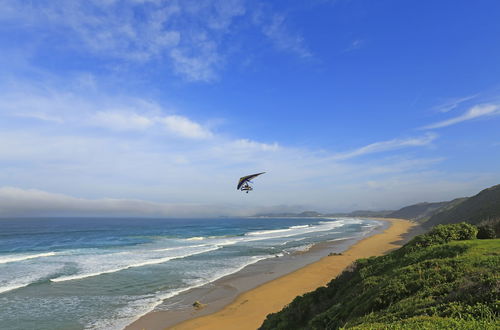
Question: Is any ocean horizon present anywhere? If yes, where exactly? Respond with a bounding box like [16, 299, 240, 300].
[0, 217, 383, 329]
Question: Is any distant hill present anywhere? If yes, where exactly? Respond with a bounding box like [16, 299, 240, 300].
[254, 210, 393, 218]
[386, 201, 448, 221]
[425, 184, 500, 233]
[336, 210, 394, 218]
[254, 211, 323, 218]
[254, 184, 500, 229]
[387, 199, 466, 222]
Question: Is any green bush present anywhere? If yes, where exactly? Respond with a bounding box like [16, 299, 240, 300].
[350, 316, 500, 329]
[477, 225, 496, 239]
[403, 222, 477, 251]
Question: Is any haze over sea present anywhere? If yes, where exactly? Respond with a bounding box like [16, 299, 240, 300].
[0, 217, 382, 329]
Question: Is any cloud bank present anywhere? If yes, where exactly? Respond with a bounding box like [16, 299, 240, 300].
[0, 187, 252, 217]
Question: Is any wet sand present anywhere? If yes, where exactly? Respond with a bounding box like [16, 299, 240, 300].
[166, 218, 416, 330]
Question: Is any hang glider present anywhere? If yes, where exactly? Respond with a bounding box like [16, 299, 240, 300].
[237, 172, 265, 193]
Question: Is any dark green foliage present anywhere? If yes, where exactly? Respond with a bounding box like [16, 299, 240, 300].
[477, 225, 496, 239]
[401, 222, 477, 251]
[350, 316, 500, 329]
[259, 224, 500, 330]
[425, 184, 500, 228]
[478, 218, 500, 238]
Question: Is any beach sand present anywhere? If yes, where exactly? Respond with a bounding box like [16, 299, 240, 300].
[162, 218, 416, 330]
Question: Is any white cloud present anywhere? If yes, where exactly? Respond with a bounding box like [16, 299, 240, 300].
[332, 133, 437, 160]
[422, 104, 500, 129]
[169, 46, 220, 82]
[161, 115, 213, 139]
[231, 139, 280, 151]
[92, 111, 154, 131]
[0, 82, 214, 139]
[90, 111, 214, 138]
[0, 89, 81, 123]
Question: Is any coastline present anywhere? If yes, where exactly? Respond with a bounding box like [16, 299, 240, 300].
[126, 218, 417, 330]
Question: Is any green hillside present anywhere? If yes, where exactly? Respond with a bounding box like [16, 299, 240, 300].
[425, 185, 500, 235]
[387, 201, 451, 221]
[259, 223, 500, 329]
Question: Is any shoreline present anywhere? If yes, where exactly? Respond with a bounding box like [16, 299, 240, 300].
[126, 218, 417, 330]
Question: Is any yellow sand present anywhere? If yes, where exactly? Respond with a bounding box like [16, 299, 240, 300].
[170, 218, 415, 330]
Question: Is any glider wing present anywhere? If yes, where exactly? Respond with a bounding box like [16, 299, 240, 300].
[237, 172, 265, 190]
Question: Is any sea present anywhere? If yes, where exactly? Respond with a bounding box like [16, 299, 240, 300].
[0, 217, 384, 330]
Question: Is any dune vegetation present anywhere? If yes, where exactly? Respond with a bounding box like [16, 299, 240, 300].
[260, 223, 500, 329]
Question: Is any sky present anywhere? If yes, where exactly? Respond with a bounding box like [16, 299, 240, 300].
[1, 0, 500, 217]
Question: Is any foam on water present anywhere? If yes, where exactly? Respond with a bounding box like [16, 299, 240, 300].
[0, 283, 32, 295]
[50, 245, 222, 283]
[0, 252, 58, 264]
[186, 236, 205, 240]
[284, 243, 314, 254]
[241, 220, 347, 242]
[246, 228, 296, 236]
[290, 225, 310, 229]
[152, 244, 209, 252]
[0, 263, 63, 294]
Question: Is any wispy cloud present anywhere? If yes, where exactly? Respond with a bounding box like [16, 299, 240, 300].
[91, 111, 155, 131]
[0, 0, 244, 82]
[161, 115, 213, 139]
[0, 0, 313, 82]
[230, 139, 280, 152]
[344, 39, 364, 52]
[432, 94, 478, 113]
[332, 133, 437, 160]
[169, 45, 221, 82]
[0, 81, 215, 139]
[422, 104, 500, 129]
[16, 111, 64, 123]
[261, 14, 312, 59]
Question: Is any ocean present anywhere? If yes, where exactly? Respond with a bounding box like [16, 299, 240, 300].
[0, 217, 383, 329]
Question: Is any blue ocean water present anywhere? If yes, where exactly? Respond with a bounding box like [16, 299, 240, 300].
[0, 217, 382, 329]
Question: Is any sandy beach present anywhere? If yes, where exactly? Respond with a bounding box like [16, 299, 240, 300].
[128, 218, 416, 330]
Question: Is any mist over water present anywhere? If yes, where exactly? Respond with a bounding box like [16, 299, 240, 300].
[0, 217, 381, 329]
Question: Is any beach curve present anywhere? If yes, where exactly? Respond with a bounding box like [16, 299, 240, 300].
[127, 218, 416, 330]
[170, 218, 415, 330]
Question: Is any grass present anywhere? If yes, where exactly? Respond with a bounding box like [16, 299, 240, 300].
[259, 223, 500, 330]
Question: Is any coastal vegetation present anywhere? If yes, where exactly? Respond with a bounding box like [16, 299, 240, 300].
[259, 223, 500, 329]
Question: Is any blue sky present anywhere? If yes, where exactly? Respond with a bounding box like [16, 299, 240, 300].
[0, 0, 499, 217]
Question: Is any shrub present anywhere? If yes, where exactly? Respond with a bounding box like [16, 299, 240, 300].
[477, 225, 496, 239]
[405, 222, 477, 251]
